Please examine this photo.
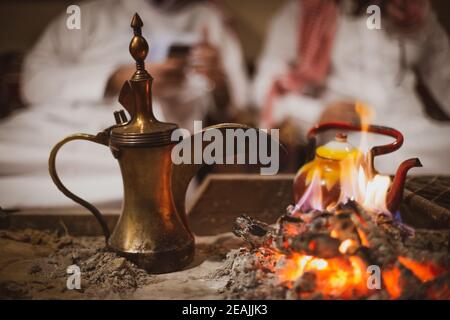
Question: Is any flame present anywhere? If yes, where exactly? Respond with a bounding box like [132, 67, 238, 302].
[398, 256, 447, 282]
[296, 151, 392, 213]
[296, 101, 392, 214]
[277, 102, 449, 299]
[276, 251, 449, 299]
[277, 254, 370, 299]
[296, 168, 324, 212]
[351, 102, 390, 213]
[338, 239, 357, 254]
[383, 267, 403, 299]
[355, 101, 374, 153]
[340, 163, 391, 213]
[356, 228, 370, 247]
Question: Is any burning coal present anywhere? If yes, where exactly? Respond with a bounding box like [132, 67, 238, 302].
[222, 103, 447, 300]
[227, 202, 449, 300]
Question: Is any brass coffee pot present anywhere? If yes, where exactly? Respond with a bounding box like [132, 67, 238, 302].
[48, 14, 249, 273]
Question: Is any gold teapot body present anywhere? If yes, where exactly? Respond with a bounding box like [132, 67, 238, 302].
[293, 133, 361, 210]
[293, 122, 422, 213]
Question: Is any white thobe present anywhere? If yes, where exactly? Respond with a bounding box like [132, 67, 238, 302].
[0, 0, 248, 208]
[253, 0, 450, 175]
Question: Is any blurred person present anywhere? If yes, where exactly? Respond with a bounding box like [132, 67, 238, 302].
[253, 0, 450, 174]
[22, 0, 249, 131]
[0, 0, 249, 208]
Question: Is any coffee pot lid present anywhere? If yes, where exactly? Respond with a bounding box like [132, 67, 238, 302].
[110, 13, 178, 148]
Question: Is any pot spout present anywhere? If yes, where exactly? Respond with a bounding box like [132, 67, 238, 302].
[386, 158, 422, 213]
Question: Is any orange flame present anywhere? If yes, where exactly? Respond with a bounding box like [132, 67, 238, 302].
[338, 160, 391, 213]
[355, 101, 374, 153]
[338, 239, 357, 254]
[296, 102, 392, 213]
[277, 254, 370, 299]
[398, 256, 448, 283]
[278, 102, 449, 299]
[383, 267, 403, 299]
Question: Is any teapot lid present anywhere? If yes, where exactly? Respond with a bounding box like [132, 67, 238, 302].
[316, 133, 357, 160]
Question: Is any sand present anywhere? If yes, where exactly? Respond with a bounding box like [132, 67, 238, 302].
[0, 229, 242, 299]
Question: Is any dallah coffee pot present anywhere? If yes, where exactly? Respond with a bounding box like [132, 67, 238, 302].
[48, 14, 252, 273]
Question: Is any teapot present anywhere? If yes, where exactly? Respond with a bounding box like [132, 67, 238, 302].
[48, 14, 260, 273]
[293, 122, 422, 213]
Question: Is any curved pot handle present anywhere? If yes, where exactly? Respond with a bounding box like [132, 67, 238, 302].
[48, 130, 111, 242]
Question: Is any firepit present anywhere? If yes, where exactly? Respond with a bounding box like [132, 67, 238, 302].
[212, 118, 449, 300]
[226, 201, 449, 299]
[1, 175, 449, 299]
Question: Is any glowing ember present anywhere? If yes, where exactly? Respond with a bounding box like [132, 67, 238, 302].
[338, 239, 357, 254]
[271, 208, 448, 299]
[398, 256, 447, 283]
[231, 204, 450, 300]
[277, 254, 370, 299]
[383, 267, 403, 299]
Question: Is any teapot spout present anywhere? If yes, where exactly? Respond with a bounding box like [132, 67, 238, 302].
[386, 158, 422, 213]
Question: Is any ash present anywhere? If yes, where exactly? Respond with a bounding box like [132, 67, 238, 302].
[0, 229, 152, 299]
[219, 202, 450, 300]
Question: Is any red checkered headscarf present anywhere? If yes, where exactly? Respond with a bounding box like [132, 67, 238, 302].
[262, 0, 338, 127]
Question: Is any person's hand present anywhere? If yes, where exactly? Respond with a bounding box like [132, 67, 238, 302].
[386, 0, 429, 32]
[105, 64, 135, 97]
[319, 101, 361, 126]
[188, 28, 225, 84]
[149, 58, 185, 97]
[105, 59, 185, 98]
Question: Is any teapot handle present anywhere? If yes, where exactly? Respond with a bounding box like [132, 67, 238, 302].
[307, 121, 404, 155]
[48, 131, 111, 242]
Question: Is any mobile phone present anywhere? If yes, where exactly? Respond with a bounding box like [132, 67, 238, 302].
[168, 44, 191, 59]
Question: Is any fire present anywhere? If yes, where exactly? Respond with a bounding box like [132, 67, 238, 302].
[338, 157, 391, 213]
[398, 256, 447, 282]
[343, 102, 390, 213]
[296, 168, 325, 212]
[296, 101, 392, 214]
[338, 239, 357, 254]
[275, 247, 449, 299]
[277, 254, 370, 299]
[383, 267, 403, 299]
[355, 100, 374, 151]
[295, 143, 392, 214]
[264, 102, 449, 299]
